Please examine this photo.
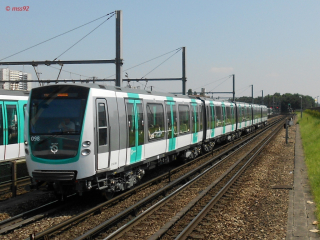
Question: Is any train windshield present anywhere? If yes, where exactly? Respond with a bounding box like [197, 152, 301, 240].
[29, 85, 89, 159]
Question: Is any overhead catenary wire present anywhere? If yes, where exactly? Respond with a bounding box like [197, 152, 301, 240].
[48, 66, 92, 79]
[104, 47, 183, 79]
[140, 48, 181, 79]
[53, 12, 115, 61]
[207, 77, 230, 92]
[0, 11, 115, 62]
[235, 85, 251, 97]
[194, 75, 231, 91]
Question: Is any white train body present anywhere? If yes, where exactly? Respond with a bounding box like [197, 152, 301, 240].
[25, 84, 268, 195]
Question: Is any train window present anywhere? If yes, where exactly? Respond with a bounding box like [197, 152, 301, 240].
[231, 105, 235, 125]
[249, 107, 252, 120]
[191, 105, 198, 133]
[127, 102, 144, 148]
[0, 105, 3, 145]
[211, 105, 215, 129]
[178, 105, 190, 134]
[206, 105, 210, 129]
[215, 106, 222, 127]
[6, 105, 18, 145]
[147, 103, 165, 140]
[98, 103, 107, 146]
[199, 105, 203, 131]
[165, 103, 177, 139]
[226, 106, 231, 126]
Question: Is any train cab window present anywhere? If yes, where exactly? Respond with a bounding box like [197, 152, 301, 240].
[0, 105, 3, 145]
[147, 103, 165, 140]
[178, 105, 190, 134]
[6, 105, 18, 145]
[199, 105, 203, 131]
[98, 103, 107, 146]
[215, 106, 222, 127]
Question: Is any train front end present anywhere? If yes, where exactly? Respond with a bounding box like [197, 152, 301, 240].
[25, 85, 95, 196]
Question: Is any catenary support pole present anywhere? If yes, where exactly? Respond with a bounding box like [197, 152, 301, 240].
[233, 74, 235, 102]
[115, 10, 123, 87]
[182, 47, 186, 95]
[251, 85, 253, 104]
[262, 90, 264, 105]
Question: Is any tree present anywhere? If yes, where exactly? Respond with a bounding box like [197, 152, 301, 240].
[193, 91, 197, 95]
[187, 89, 192, 95]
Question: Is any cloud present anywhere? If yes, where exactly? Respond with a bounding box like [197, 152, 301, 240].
[210, 67, 234, 73]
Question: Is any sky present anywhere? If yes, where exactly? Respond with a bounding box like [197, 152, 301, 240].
[0, 0, 319, 100]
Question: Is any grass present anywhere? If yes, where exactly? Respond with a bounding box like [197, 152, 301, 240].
[297, 111, 320, 221]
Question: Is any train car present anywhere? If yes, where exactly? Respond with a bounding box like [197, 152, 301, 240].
[0, 89, 29, 161]
[25, 84, 267, 197]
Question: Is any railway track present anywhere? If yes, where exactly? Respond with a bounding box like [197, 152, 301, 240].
[17, 117, 284, 240]
[95, 117, 285, 240]
[0, 177, 31, 196]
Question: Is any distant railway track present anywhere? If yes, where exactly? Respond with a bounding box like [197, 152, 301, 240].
[19, 116, 284, 240]
[0, 195, 75, 235]
[0, 177, 30, 197]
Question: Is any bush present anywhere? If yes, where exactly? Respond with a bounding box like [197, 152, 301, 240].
[305, 109, 320, 118]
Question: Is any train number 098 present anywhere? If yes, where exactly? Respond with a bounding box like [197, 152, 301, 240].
[31, 136, 40, 141]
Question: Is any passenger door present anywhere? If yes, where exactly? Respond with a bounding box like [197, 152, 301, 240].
[0, 103, 4, 160]
[95, 99, 109, 170]
[3, 102, 19, 160]
[166, 101, 177, 152]
[126, 99, 144, 164]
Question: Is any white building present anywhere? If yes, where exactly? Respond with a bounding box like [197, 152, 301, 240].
[0, 68, 32, 91]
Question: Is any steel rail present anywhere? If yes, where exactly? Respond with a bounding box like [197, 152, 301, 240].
[74, 118, 284, 240]
[0, 177, 30, 194]
[0, 194, 76, 234]
[26, 117, 284, 240]
[175, 120, 284, 240]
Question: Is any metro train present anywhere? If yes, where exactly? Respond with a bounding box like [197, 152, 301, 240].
[0, 89, 29, 162]
[25, 84, 268, 196]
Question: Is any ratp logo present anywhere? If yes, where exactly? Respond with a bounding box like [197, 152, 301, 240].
[50, 144, 58, 154]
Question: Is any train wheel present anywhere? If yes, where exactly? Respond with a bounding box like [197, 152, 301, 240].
[102, 191, 114, 200]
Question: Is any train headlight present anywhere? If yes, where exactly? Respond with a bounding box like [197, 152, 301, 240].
[81, 149, 91, 156]
[24, 141, 28, 146]
[82, 141, 91, 148]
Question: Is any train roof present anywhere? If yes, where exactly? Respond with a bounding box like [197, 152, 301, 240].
[0, 89, 29, 96]
[32, 83, 195, 100]
[31, 84, 268, 107]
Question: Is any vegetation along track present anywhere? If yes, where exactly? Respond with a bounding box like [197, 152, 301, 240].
[0, 117, 283, 240]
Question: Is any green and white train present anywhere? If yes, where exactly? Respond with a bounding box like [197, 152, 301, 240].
[25, 84, 267, 196]
[0, 90, 28, 161]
